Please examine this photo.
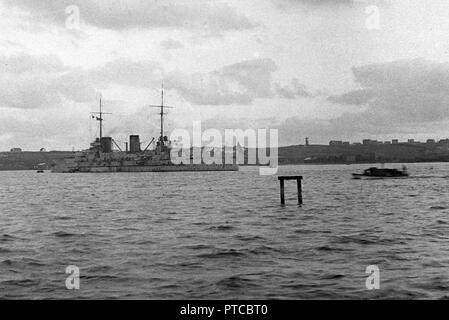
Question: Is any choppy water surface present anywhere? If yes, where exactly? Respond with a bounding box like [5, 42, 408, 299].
[1, 163, 449, 299]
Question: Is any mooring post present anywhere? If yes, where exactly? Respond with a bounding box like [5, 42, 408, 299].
[280, 179, 285, 205]
[278, 176, 303, 205]
[297, 178, 303, 205]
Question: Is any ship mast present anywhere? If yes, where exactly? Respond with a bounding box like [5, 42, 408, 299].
[91, 95, 111, 140]
[99, 97, 103, 139]
[160, 84, 165, 142]
[150, 84, 173, 146]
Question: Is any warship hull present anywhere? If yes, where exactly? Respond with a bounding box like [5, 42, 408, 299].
[51, 151, 239, 173]
[52, 162, 238, 173]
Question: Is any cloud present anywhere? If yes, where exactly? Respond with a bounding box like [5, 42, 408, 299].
[188, 58, 449, 145]
[282, 0, 353, 4]
[328, 89, 374, 105]
[160, 39, 184, 51]
[3, 55, 446, 148]
[275, 0, 354, 8]
[0, 53, 314, 112]
[0, 104, 98, 150]
[1, 54, 67, 73]
[89, 58, 162, 88]
[0, 54, 97, 109]
[328, 59, 449, 123]
[3, 0, 256, 33]
[274, 78, 313, 99]
[163, 58, 278, 105]
[196, 110, 447, 147]
[90, 58, 314, 105]
[76, 58, 280, 106]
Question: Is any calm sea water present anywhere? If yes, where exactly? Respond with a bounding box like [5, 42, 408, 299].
[1, 163, 449, 299]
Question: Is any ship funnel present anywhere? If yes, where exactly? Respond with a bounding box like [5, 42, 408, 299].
[100, 137, 113, 153]
[130, 135, 141, 153]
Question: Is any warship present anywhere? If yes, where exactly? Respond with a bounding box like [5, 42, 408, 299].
[51, 88, 239, 173]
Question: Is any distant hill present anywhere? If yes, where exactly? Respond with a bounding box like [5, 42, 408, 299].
[0, 151, 74, 171]
[243, 142, 449, 165]
[1, 142, 448, 171]
[277, 142, 449, 164]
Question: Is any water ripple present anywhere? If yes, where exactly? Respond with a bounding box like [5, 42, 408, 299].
[1, 163, 449, 299]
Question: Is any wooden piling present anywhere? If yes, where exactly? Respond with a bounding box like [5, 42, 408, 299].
[278, 176, 303, 205]
[297, 178, 303, 205]
[280, 179, 285, 205]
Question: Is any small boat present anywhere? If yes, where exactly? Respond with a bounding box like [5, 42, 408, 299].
[36, 163, 46, 173]
[352, 166, 408, 179]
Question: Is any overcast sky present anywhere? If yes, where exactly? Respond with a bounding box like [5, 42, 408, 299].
[1, 0, 449, 150]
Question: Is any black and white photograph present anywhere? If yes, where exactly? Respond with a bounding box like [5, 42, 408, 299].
[1, 0, 449, 310]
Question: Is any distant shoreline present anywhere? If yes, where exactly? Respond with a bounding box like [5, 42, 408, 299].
[1, 161, 448, 172]
[1, 141, 449, 171]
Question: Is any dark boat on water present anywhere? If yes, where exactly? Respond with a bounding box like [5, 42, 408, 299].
[352, 166, 409, 179]
[36, 163, 46, 173]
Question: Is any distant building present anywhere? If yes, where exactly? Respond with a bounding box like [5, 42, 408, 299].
[329, 140, 343, 146]
[426, 139, 435, 144]
[10, 148, 22, 153]
[342, 142, 350, 146]
[407, 139, 415, 144]
[392, 139, 399, 144]
[384, 141, 391, 144]
[345, 155, 356, 162]
[363, 139, 378, 145]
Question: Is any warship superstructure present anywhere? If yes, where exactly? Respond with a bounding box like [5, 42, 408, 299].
[51, 88, 238, 173]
